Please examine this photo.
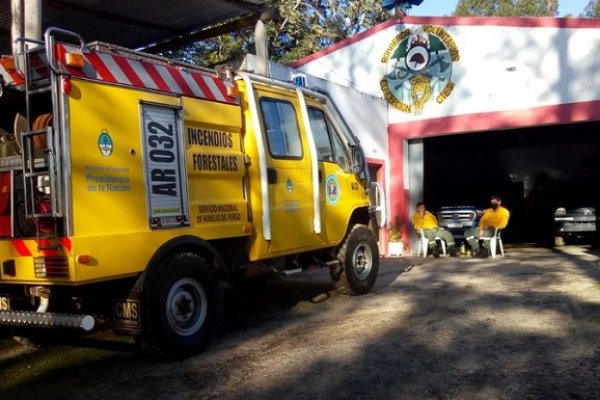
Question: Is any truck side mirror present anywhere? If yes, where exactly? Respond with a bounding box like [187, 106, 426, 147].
[350, 145, 365, 174]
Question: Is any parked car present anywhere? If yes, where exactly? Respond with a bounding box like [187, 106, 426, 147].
[553, 206, 597, 246]
[437, 205, 483, 239]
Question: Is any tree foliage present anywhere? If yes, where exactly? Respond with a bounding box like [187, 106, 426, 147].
[268, 0, 388, 64]
[161, 0, 388, 67]
[582, 0, 600, 17]
[160, 30, 254, 67]
[454, 0, 558, 17]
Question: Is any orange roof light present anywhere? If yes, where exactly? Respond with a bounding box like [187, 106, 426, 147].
[227, 85, 239, 98]
[65, 52, 85, 68]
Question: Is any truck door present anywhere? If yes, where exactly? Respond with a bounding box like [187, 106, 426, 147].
[257, 93, 318, 253]
[305, 105, 361, 244]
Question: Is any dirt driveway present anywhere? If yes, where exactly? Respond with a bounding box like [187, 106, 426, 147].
[2, 245, 600, 399]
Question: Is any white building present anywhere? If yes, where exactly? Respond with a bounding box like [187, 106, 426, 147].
[289, 15, 600, 254]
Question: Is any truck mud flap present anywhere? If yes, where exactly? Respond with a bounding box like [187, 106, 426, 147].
[113, 299, 142, 335]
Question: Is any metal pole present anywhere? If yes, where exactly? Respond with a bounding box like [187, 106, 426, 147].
[11, 0, 23, 59]
[254, 18, 270, 77]
[24, 0, 42, 46]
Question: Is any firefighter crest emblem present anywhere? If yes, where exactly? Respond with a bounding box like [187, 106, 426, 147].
[381, 25, 459, 115]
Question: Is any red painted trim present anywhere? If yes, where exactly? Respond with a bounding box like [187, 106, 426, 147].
[386, 134, 411, 247]
[11, 240, 32, 257]
[401, 15, 600, 29]
[291, 16, 600, 68]
[388, 100, 600, 139]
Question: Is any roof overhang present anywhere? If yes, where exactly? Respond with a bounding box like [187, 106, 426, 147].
[0, 0, 267, 55]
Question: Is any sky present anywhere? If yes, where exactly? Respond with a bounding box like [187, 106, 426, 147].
[408, 0, 591, 17]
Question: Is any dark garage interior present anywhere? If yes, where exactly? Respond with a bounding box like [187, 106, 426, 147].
[423, 120, 600, 245]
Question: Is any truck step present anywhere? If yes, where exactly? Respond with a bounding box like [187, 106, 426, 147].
[270, 267, 304, 276]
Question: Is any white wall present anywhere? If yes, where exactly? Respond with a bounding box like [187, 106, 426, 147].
[294, 17, 600, 127]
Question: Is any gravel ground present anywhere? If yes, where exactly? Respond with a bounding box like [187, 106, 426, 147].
[2, 245, 600, 399]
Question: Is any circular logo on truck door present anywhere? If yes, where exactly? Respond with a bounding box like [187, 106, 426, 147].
[98, 130, 113, 157]
[325, 174, 340, 205]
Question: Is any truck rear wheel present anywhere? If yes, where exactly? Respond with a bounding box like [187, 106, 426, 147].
[141, 252, 221, 358]
[332, 224, 379, 295]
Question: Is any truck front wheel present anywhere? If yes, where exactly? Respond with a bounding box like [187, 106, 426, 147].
[141, 252, 221, 358]
[332, 224, 379, 295]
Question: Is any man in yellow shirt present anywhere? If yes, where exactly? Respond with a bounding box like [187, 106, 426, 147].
[412, 201, 456, 257]
[464, 194, 510, 257]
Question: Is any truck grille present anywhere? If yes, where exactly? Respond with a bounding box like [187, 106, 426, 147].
[439, 211, 475, 221]
[34, 256, 69, 278]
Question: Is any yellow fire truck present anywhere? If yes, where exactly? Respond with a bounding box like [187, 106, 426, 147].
[0, 28, 382, 357]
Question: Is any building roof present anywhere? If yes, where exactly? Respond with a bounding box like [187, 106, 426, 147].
[0, 0, 266, 54]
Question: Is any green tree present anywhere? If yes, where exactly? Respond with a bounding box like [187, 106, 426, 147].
[582, 0, 600, 17]
[454, 0, 558, 17]
[161, 0, 388, 67]
[160, 30, 254, 68]
[268, 0, 388, 63]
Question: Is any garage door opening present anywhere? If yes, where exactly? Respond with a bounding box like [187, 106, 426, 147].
[422, 120, 600, 245]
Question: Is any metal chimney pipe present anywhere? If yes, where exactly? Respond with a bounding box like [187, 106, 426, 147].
[254, 18, 270, 77]
[254, 9, 275, 77]
[11, 0, 42, 74]
[24, 0, 42, 43]
[11, 0, 24, 59]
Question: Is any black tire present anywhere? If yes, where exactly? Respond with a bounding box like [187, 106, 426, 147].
[333, 224, 379, 295]
[140, 252, 221, 358]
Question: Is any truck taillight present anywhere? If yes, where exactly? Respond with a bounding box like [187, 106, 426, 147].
[34, 256, 69, 278]
[63, 78, 72, 94]
[37, 196, 54, 234]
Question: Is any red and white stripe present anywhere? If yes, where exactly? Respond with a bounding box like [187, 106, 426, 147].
[0, 56, 25, 86]
[56, 44, 238, 105]
[0, 52, 51, 86]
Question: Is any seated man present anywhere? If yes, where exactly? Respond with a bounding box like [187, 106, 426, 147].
[464, 194, 510, 257]
[412, 201, 456, 257]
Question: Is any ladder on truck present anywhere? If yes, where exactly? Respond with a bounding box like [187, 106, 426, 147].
[14, 30, 68, 246]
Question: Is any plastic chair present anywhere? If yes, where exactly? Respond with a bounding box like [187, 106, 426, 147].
[480, 228, 504, 258]
[416, 229, 446, 257]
